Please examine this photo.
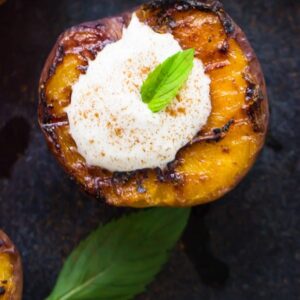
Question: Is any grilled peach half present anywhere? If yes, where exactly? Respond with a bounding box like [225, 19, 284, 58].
[0, 231, 23, 300]
[38, 0, 268, 207]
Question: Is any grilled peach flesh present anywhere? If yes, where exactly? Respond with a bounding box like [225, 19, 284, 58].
[38, 0, 268, 207]
[0, 230, 23, 300]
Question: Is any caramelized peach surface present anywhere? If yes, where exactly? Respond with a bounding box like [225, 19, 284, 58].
[0, 231, 22, 300]
[39, 1, 268, 207]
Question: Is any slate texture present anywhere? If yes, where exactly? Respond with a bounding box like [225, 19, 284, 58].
[0, 0, 299, 299]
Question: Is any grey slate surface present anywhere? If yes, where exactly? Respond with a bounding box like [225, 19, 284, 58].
[0, 0, 299, 299]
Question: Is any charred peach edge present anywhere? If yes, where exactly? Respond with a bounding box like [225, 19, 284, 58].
[0, 230, 23, 300]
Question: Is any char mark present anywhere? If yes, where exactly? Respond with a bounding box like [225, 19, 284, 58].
[144, 0, 234, 34]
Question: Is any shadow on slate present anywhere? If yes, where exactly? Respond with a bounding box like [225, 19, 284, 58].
[0, 117, 30, 178]
[182, 205, 230, 288]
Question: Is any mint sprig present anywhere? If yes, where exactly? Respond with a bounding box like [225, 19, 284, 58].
[141, 49, 195, 113]
[46, 208, 190, 300]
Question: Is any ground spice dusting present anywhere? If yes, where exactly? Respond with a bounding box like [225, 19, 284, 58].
[114, 128, 123, 137]
[175, 94, 182, 102]
[66, 14, 211, 171]
[166, 106, 187, 116]
[141, 66, 151, 75]
[178, 107, 186, 114]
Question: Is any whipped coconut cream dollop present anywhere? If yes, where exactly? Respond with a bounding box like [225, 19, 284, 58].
[66, 14, 211, 172]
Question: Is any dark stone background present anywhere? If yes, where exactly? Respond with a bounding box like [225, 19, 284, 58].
[0, 0, 299, 299]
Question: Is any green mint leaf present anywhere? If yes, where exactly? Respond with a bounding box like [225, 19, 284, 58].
[141, 49, 195, 113]
[46, 208, 191, 300]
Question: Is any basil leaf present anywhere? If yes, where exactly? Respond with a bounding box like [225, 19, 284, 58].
[46, 208, 190, 300]
[141, 49, 195, 112]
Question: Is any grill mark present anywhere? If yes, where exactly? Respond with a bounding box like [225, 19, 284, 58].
[190, 119, 235, 144]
